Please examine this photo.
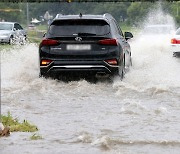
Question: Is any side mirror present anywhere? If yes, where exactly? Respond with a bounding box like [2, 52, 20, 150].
[125, 32, 133, 40]
[13, 28, 16, 31]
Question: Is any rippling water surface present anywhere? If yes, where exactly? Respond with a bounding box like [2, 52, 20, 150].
[1, 11, 180, 154]
[1, 34, 180, 154]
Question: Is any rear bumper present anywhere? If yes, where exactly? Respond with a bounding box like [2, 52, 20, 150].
[170, 45, 180, 57]
[40, 60, 119, 76]
[171, 44, 180, 53]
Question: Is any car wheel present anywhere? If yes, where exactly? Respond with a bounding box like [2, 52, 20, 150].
[130, 52, 132, 66]
[23, 35, 27, 44]
[118, 55, 125, 80]
[9, 36, 15, 45]
[39, 71, 48, 78]
[19, 35, 26, 45]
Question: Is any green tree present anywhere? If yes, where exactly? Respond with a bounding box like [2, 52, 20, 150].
[0, 3, 25, 23]
[0, 2, 179, 28]
[127, 2, 154, 26]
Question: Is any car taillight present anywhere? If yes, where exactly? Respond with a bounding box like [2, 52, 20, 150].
[98, 39, 118, 46]
[105, 59, 118, 65]
[40, 59, 53, 66]
[41, 39, 59, 46]
[171, 38, 180, 44]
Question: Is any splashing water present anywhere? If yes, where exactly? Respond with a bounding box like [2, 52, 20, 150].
[1, 7, 180, 154]
[143, 4, 176, 29]
[113, 5, 180, 97]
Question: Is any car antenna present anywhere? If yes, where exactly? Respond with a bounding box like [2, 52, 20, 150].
[79, 13, 82, 18]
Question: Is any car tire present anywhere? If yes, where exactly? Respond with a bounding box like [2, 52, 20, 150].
[19, 35, 26, 45]
[39, 71, 48, 78]
[118, 55, 125, 80]
[39, 71, 58, 79]
[9, 36, 14, 45]
[130, 52, 132, 66]
[23, 35, 27, 44]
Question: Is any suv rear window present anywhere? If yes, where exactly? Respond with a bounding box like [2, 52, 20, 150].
[48, 19, 110, 36]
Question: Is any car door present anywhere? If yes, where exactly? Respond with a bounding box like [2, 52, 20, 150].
[13, 23, 20, 40]
[16, 23, 25, 35]
[14, 23, 26, 42]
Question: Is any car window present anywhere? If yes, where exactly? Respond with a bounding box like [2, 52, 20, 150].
[14, 23, 18, 30]
[14, 23, 23, 30]
[49, 19, 110, 36]
[0, 23, 13, 30]
[17, 24, 23, 30]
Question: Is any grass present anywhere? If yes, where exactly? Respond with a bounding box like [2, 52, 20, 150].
[0, 44, 12, 51]
[36, 24, 48, 31]
[27, 24, 47, 44]
[120, 23, 133, 32]
[27, 30, 42, 44]
[1, 112, 38, 132]
[120, 23, 139, 34]
[30, 133, 43, 140]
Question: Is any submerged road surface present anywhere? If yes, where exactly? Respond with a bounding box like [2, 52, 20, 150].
[1, 34, 180, 154]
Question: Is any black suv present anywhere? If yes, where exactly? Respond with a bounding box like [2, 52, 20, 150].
[39, 13, 133, 79]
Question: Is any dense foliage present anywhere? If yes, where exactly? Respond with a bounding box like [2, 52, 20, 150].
[0, 2, 179, 27]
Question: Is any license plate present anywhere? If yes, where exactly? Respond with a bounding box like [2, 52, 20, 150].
[66, 44, 91, 50]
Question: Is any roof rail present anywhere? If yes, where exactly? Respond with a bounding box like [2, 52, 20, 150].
[103, 13, 113, 19]
[55, 14, 63, 19]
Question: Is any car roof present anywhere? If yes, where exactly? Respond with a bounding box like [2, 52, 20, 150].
[0, 22, 15, 24]
[53, 13, 113, 21]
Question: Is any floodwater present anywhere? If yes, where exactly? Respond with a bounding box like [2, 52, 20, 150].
[1, 33, 180, 154]
[1, 11, 180, 154]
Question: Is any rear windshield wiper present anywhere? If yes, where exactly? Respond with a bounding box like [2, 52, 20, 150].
[77, 33, 96, 36]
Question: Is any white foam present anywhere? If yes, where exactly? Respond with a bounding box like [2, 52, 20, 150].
[114, 7, 180, 95]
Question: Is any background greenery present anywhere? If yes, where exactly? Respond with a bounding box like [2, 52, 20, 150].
[0, 2, 179, 28]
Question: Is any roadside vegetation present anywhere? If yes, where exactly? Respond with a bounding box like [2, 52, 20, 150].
[0, 44, 12, 51]
[1, 2, 177, 46]
[0, 112, 38, 137]
[27, 24, 47, 44]
[27, 30, 42, 44]
[30, 133, 43, 140]
[0, 2, 179, 26]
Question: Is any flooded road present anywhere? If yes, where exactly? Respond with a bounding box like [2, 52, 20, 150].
[1, 34, 180, 154]
[1, 8, 180, 153]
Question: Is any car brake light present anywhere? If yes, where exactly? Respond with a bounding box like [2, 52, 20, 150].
[98, 39, 118, 46]
[171, 38, 180, 44]
[41, 39, 59, 46]
[105, 59, 118, 65]
[41, 59, 52, 66]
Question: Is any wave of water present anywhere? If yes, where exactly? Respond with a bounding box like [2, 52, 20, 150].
[1, 7, 180, 154]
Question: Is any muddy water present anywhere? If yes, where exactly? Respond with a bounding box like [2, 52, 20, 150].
[1, 33, 180, 154]
[1, 8, 180, 153]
